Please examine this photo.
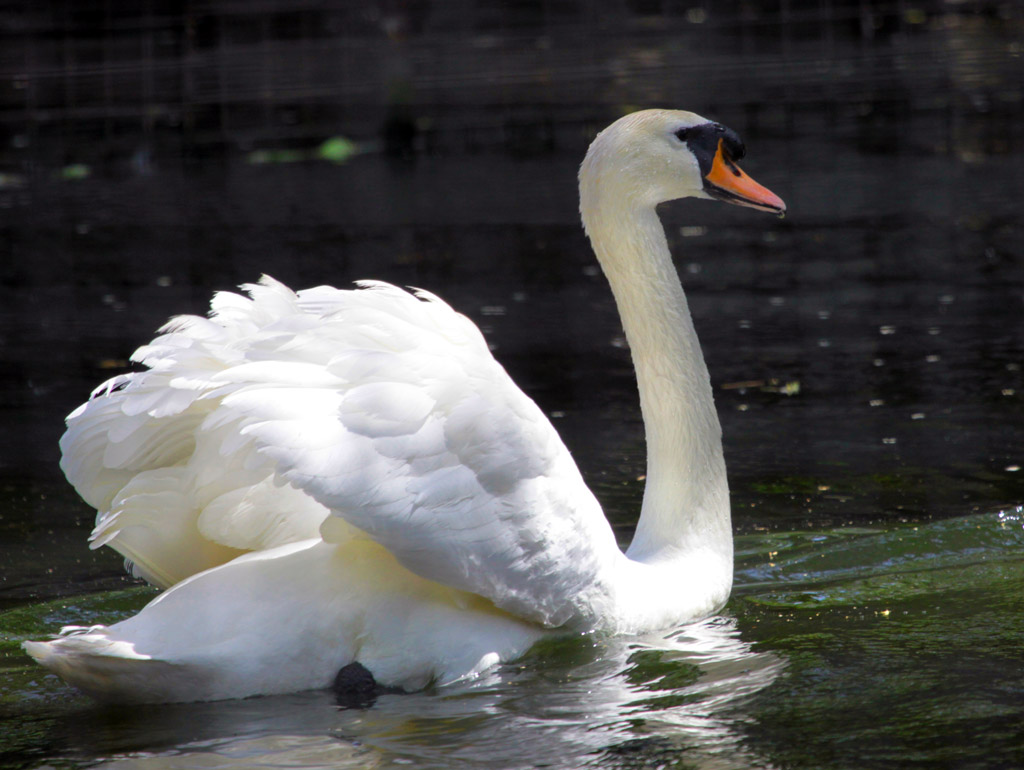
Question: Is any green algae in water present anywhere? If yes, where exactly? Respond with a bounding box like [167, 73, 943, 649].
[518, 632, 600, 669]
[0, 586, 156, 768]
[750, 476, 825, 496]
[0, 586, 157, 703]
[731, 510, 1024, 769]
[0, 586, 157, 651]
[1, 514, 1021, 769]
[623, 650, 701, 692]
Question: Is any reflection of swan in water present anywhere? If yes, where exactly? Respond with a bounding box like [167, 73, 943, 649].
[77, 615, 783, 770]
[25, 109, 785, 703]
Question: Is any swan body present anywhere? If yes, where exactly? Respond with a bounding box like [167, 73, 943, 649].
[25, 109, 785, 702]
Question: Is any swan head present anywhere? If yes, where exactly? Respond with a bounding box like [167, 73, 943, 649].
[579, 109, 786, 217]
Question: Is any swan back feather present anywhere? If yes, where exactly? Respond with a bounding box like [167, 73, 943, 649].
[61, 276, 621, 626]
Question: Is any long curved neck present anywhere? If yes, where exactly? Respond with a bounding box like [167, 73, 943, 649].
[581, 197, 731, 571]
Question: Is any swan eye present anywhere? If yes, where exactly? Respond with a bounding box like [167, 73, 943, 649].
[674, 128, 691, 142]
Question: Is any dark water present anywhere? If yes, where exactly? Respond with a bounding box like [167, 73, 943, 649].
[2, 2, 1024, 769]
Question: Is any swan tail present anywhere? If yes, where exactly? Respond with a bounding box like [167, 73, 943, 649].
[22, 631, 204, 704]
[25, 539, 542, 703]
[24, 540, 355, 703]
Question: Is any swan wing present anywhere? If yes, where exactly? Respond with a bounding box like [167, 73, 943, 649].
[216, 278, 619, 627]
[63, 277, 619, 627]
[59, 290, 340, 588]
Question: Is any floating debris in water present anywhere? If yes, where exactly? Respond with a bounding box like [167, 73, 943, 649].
[317, 136, 360, 164]
[721, 378, 799, 396]
[59, 164, 91, 181]
[0, 172, 26, 189]
[246, 136, 363, 166]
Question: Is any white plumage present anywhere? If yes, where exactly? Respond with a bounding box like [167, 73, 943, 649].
[25, 109, 785, 702]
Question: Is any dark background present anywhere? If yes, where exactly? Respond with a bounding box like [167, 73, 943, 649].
[1, 0, 1022, 595]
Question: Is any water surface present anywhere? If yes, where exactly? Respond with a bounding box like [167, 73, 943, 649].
[1, 3, 1023, 769]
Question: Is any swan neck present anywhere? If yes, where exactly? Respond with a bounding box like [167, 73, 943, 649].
[582, 197, 731, 576]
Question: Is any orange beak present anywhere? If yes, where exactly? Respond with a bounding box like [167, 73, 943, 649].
[704, 139, 786, 216]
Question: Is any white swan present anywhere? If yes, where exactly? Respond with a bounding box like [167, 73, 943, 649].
[24, 109, 785, 703]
